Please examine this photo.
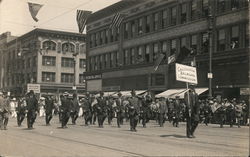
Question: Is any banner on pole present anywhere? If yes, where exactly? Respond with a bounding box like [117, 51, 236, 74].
[175, 63, 197, 84]
[27, 84, 40, 93]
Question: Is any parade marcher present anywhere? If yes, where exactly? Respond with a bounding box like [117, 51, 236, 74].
[184, 86, 200, 138]
[107, 96, 115, 125]
[235, 101, 243, 128]
[44, 95, 55, 126]
[82, 93, 92, 126]
[141, 94, 152, 128]
[96, 92, 107, 128]
[173, 96, 181, 127]
[10, 98, 17, 118]
[0, 92, 11, 130]
[70, 93, 80, 125]
[217, 99, 227, 128]
[91, 95, 98, 125]
[128, 90, 140, 132]
[60, 92, 71, 128]
[16, 96, 26, 127]
[167, 99, 174, 123]
[203, 100, 211, 126]
[26, 90, 39, 129]
[39, 97, 46, 117]
[242, 100, 248, 125]
[158, 97, 167, 127]
[227, 99, 236, 127]
[115, 92, 125, 128]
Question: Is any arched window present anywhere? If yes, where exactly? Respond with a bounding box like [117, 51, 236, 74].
[62, 43, 75, 53]
[79, 44, 86, 54]
[42, 41, 56, 51]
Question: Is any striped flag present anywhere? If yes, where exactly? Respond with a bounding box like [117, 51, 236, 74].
[28, 2, 43, 22]
[153, 53, 165, 71]
[168, 54, 176, 64]
[76, 10, 92, 33]
[109, 13, 125, 29]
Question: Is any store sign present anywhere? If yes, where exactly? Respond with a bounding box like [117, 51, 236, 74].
[176, 63, 197, 84]
[87, 80, 102, 92]
[85, 74, 102, 80]
[240, 88, 250, 95]
[102, 86, 120, 91]
[27, 84, 40, 93]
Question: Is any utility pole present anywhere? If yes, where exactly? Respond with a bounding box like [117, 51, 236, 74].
[208, 5, 214, 98]
[72, 52, 79, 93]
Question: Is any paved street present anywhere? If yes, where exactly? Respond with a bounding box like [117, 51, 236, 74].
[0, 116, 249, 157]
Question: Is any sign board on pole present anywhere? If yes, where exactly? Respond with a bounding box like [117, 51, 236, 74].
[176, 63, 197, 84]
[207, 73, 213, 78]
[72, 86, 77, 90]
[27, 84, 40, 93]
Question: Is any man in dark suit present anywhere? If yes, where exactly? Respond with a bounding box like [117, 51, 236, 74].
[82, 93, 92, 126]
[128, 90, 140, 132]
[184, 86, 200, 138]
[44, 95, 55, 126]
[60, 92, 71, 128]
[173, 96, 181, 127]
[16, 96, 26, 127]
[96, 92, 107, 128]
[26, 90, 39, 129]
[70, 93, 79, 125]
[115, 92, 125, 128]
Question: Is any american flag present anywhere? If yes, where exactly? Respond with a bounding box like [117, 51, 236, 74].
[153, 53, 165, 72]
[76, 10, 92, 33]
[109, 13, 125, 29]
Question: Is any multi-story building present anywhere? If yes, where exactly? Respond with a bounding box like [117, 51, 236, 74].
[0, 28, 86, 96]
[85, 0, 249, 99]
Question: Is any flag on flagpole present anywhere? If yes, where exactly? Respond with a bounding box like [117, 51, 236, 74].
[175, 46, 192, 63]
[28, 2, 43, 22]
[109, 13, 125, 29]
[76, 10, 92, 34]
[168, 54, 176, 64]
[153, 53, 165, 72]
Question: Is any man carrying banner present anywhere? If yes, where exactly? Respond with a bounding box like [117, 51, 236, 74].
[184, 85, 199, 138]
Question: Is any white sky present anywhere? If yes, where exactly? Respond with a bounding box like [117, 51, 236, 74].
[0, 0, 120, 36]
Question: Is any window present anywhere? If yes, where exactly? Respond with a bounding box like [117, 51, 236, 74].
[115, 27, 120, 41]
[79, 74, 85, 84]
[137, 46, 144, 63]
[162, 10, 168, 28]
[181, 4, 187, 24]
[110, 53, 114, 68]
[138, 18, 143, 35]
[131, 21, 136, 37]
[115, 52, 119, 67]
[26, 58, 31, 68]
[96, 32, 100, 45]
[246, 23, 249, 48]
[191, 35, 197, 52]
[124, 49, 129, 65]
[180, 37, 187, 48]
[110, 29, 114, 42]
[43, 41, 56, 51]
[191, 0, 197, 20]
[145, 44, 150, 62]
[104, 54, 108, 68]
[61, 57, 74, 67]
[79, 59, 86, 68]
[62, 43, 75, 53]
[146, 15, 151, 33]
[124, 23, 129, 39]
[161, 41, 167, 54]
[79, 44, 86, 54]
[217, 29, 226, 51]
[42, 56, 56, 66]
[153, 43, 159, 61]
[231, 26, 239, 49]
[170, 7, 177, 26]
[201, 32, 209, 53]
[153, 13, 159, 31]
[42, 72, 55, 82]
[218, 0, 226, 13]
[202, 0, 209, 17]
[94, 56, 98, 70]
[90, 34, 94, 48]
[231, 0, 240, 10]
[131, 48, 135, 64]
[93, 33, 97, 47]
[105, 30, 109, 43]
[61, 73, 74, 83]
[100, 31, 104, 45]
[170, 39, 177, 55]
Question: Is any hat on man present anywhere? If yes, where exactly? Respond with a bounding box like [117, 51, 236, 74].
[131, 89, 136, 95]
[117, 92, 122, 96]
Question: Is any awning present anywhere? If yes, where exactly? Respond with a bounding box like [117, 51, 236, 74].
[119, 90, 147, 96]
[95, 92, 117, 97]
[156, 88, 208, 98]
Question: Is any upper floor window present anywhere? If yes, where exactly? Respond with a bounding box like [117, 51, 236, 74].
[42, 72, 55, 82]
[162, 10, 168, 28]
[79, 59, 86, 68]
[191, 0, 197, 21]
[43, 40, 56, 51]
[217, 29, 226, 51]
[191, 35, 197, 52]
[153, 43, 159, 61]
[161, 41, 167, 53]
[115, 52, 119, 67]
[94, 56, 98, 70]
[61, 73, 74, 83]
[131, 21, 136, 37]
[153, 13, 159, 31]
[110, 53, 114, 68]
[145, 44, 150, 62]
[246, 23, 249, 48]
[79, 74, 85, 84]
[110, 29, 114, 42]
[105, 30, 109, 43]
[170, 39, 177, 55]
[62, 43, 75, 53]
[138, 18, 143, 35]
[202, 32, 209, 53]
[104, 54, 108, 68]
[170, 7, 177, 26]
[137, 46, 144, 63]
[231, 26, 239, 49]
[42, 56, 56, 66]
[231, 0, 240, 10]
[124, 22, 129, 39]
[145, 15, 151, 33]
[218, 0, 226, 13]
[180, 3, 187, 24]
[100, 31, 105, 45]
[131, 48, 136, 64]
[202, 0, 209, 17]
[61, 57, 74, 67]
[124, 49, 129, 65]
